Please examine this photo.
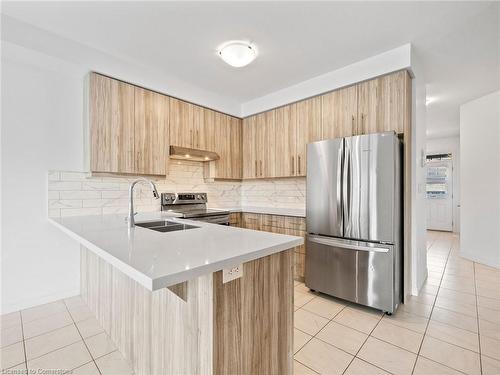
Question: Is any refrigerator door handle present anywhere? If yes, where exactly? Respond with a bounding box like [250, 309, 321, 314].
[342, 147, 351, 229]
[337, 144, 343, 228]
[308, 235, 390, 253]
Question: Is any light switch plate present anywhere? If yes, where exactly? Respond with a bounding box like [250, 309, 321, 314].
[222, 264, 243, 283]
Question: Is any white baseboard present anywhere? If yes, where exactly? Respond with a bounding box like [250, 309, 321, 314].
[460, 251, 500, 269]
[1, 288, 80, 315]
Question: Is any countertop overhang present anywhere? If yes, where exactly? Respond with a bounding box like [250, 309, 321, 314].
[49, 212, 303, 291]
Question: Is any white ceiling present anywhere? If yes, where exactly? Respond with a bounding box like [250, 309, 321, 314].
[2, 1, 499, 137]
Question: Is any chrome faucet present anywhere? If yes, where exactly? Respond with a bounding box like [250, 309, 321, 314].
[127, 178, 159, 228]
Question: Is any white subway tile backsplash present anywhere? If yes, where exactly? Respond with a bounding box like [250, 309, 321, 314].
[48, 191, 60, 200]
[59, 191, 102, 200]
[60, 172, 90, 181]
[48, 171, 61, 181]
[48, 181, 82, 191]
[49, 200, 83, 209]
[82, 181, 122, 191]
[60, 208, 102, 217]
[48, 161, 305, 218]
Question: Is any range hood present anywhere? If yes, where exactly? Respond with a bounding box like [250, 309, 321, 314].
[169, 145, 220, 162]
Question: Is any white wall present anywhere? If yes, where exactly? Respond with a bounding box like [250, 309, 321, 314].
[459, 90, 500, 268]
[426, 136, 461, 232]
[1, 43, 86, 313]
[409, 48, 428, 296]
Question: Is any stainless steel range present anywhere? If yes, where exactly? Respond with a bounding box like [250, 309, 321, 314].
[161, 193, 230, 225]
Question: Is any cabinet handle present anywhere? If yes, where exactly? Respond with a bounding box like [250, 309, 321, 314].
[260, 160, 263, 176]
[361, 114, 365, 135]
[196, 130, 199, 148]
[352, 115, 355, 133]
[298, 155, 301, 175]
[255, 160, 258, 177]
[190, 130, 193, 147]
[291, 156, 294, 175]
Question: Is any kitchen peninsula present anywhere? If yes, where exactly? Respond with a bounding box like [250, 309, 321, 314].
[50, 212, 302, 375]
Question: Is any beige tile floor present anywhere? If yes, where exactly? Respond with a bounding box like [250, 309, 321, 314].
[1, 231, 499, 375]
[0, 295, 132, 374]
[294, 231, 500, 375]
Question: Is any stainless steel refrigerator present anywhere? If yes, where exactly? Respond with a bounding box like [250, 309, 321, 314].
[305, 131, 402, 313]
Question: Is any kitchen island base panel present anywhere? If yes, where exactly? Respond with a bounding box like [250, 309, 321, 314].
[214, 248, 293, 375]
[80, 245, 293, 375]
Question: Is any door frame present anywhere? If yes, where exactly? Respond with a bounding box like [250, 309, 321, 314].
[425, 154, 454, 232]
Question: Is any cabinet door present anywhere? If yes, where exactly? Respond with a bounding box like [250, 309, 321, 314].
[193, 105, 204, 149]
[321, 85, 357, 140]
[357, 78, 379, 135]
[229, 117, 243, 179]
[357, 71, 411, 135]
[378, 71, 409, 134]
[134, 88, 169, 175]
[214, 112, 231, 178]
[256, 110, 276, 178]
[201, 108, 216, 151]
[90, 73, 135, 173]
[242, 116, 257, 178]
[169, 98, 194, 148]
[296, 96, 322, 176]
[275, 104, 297, 177]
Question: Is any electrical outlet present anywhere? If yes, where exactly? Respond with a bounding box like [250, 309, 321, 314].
[222, 264, 243, 283]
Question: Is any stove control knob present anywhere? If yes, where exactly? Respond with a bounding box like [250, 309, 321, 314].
[196, 194, 201, 199]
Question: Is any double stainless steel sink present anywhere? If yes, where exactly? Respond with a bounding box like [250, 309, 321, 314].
[135, 220, 199, 233]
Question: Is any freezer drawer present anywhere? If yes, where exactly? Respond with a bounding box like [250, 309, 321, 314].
[305, 235, 399, 313]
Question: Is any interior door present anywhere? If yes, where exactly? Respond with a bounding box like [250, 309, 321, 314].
[306, 138, 344, 237]
[344, 133, 397, 243]
[426, 160, 453, 231]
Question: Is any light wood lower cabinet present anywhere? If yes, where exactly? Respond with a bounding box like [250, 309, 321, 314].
[237, 213, 306, 281]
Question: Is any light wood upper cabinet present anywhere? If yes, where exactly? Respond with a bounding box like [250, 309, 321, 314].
[243, 112, 275, 179]
[169, 98, 194, 148]
[229, 116, 243, 179]
[255, 110, 276, 178]
[206, 113, 242, 180]
[202, 108, 216, 152]
[242, 116, 257, 178]
[90, 73, 135, 174]
[275, 104, 297, 177]
[321, 85, 358, 139]
[296, 97, 322, 176]
[134, 87, 169, 175]
[357, 70, 411, 135]
[169, 99, 215, 150]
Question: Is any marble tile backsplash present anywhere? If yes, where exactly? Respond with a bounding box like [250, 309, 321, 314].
[48, 160, 306, 218]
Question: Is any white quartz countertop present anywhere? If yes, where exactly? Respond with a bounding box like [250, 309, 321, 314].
[215, 206, 306, 218]
[49, 212, 303, 291]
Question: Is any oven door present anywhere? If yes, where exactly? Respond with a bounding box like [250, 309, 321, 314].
[187, 214, 230, 225]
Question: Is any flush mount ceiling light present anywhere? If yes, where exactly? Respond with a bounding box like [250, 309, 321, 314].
[217, 41, 257, 68]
